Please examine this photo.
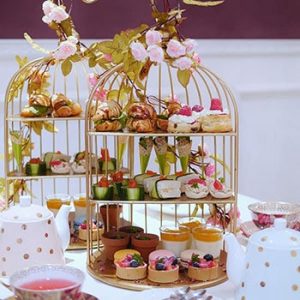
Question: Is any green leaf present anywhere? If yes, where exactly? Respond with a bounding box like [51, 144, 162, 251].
[177, 69, 191, 87]
[61, 59, 72, 76]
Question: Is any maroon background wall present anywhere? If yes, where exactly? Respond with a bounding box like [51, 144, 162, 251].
[1, 0, 300, 39]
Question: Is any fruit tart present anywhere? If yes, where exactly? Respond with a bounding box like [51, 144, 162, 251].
[126, 102, 157, 133]
[201, 99, 232, 133]
[115, 250, 147, 280]
[50, 160, 70, 174]
[78, 220, 104, 241]
[184, 178, 209, 199]
[71, 151, 86, 174]
[51, 93, 82, 117]
[21, 94, 52, 118]
[148, 250, 179, 283]
[25, 158, 47, 176]
[209, 178, 232, 199]
[168, 105, 201, 133]
[92, 177, 114, 200]
[180, 249, 202, 269]
[98, 148, 116, 172]
[121, 179, 145, 201]
[92, 100, 124, 132]
[187, 253, 219, 281]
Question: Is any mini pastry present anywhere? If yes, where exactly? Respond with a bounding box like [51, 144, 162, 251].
[209, 178, 232, 199]
[71, 151, 86, 174]
[50, 160, 70, 174]
[78, 220, 104, 241]
[115, 250, 147, 280]
[98, 148, 116, 172]
[143, 174, 161, 193]
[157, 99, 182, 132]
[180, 249, 202, 269]
[52, 93, 82, 117]
[21, 94, 52, 117]
[148, 250, 179, 283]
[126, 102, 157, 133]
[93, 100, 124, 132]
[160, 226, 190, 257]
[139, 137, 153, 173]
[121, 179, 145, 201]
[44, 151, 71, 169]
[168, 106, 201, 133]
[201, 99, 232, 133]
[187, 253, 219, 281]
[185, 178, 209, 199]
[25, 158, 47, 176]
[175, 173, 200, 193]
[92, 177, 114, 200]
[150, 179, 181, 199]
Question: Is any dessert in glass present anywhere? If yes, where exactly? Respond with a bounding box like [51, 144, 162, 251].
[46, 194, 71, 216]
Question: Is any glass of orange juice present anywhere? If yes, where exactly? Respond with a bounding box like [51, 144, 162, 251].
[46, 194, 71, 216]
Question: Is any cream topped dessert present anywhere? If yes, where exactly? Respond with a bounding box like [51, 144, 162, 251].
[50, 160, 70, 174]
[209, 178, 232, 199]
[184, 178, 209, 199]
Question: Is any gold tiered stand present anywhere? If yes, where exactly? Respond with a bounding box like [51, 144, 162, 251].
[85, 62, 239, 290]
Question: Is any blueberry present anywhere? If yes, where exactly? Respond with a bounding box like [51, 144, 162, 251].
[203, 254, 214, 261]
[130, 260, 139, 268]
[156, 263, 166, 270]
[172, 258, 178, 266]
[192, 262, 200, 268]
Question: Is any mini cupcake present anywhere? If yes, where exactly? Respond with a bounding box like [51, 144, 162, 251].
[25, 158, 47, 176]
[50, 160, 71, 174]
[209, 178, 232, 199]
[184, 178, 209, 199]
[187, 253, 219, 281]
[148, 250, 179, 283]
[115, 250, 147, 280]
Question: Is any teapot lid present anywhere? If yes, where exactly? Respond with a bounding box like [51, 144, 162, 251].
[250, 218, 300, 249]
[0, 196, 52, 222]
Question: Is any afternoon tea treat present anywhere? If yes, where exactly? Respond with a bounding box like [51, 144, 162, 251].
[50, 159, 71, 174]
[143, 174, 161, 193]
[209, 178, 232, 199]
[148, 250, 179, 283]
[93, 100, 123, 131]
[160, 226, 190, 257]
[192, 226, 223, 258]
[153, 137, 168, 175]
[131, 233, 159, 262]
[92, 177, 114, 200]
[51, 93, 82, 117]
[111, 171, 126, 198]
[139, 137, 153, 173]
[126, 102, 157, 133]
[176, 137, 192, 174]
[25, 158, 47, 176]
[46, 194, 71, 216]
[44, 151, 71, 169]
[187, 253, 219, 281]
[201, 98, 232, 133]
[114, 250, 147, 280]
[98, 148, 116, 172]
[121, 179, 145, 201]
[134, 171, 158, 186]
[21, 94, 52, 117]
[78, 220, 104, 241]
[119, 225, 144, 237]
[180, 249, 202, 269]
[71, 151, 86, 174]
[150, 179, 181, 199]
[184, 178, 209, 199]
[174, 173, 200, 193]
[168, 105, 201, 133]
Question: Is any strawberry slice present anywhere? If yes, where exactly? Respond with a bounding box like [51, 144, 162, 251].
[100, 148, 110, 161]
[98, 177, 109, 187]
[49, 160, 62, 166]
[128, 179, 137, 188]
[188, 178, 206, 186]
[179, 105, 192, 116]
[213, 179, 223, 191]
[210, 98, 223, 111]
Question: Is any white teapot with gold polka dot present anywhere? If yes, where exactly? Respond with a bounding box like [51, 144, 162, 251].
[225, 218, 300, 300]
[0, 195, 71, 276]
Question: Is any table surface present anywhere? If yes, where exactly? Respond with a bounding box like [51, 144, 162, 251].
[63, 194, 255, 300]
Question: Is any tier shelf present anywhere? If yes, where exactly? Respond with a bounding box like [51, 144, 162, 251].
[6, 115, 85, 122]
[90, 194, 235, 205]
[88, 131, 237, 137]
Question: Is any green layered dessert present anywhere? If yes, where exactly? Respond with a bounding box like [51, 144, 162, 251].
[25, 158, 47, 176]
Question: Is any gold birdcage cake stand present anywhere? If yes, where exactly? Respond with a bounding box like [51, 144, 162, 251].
[84, 57, 239, 290]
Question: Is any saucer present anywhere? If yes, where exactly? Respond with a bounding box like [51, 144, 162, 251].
[10, 292, 99, 300]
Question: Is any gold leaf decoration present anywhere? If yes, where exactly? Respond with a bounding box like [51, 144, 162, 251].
[61, 59, 72, 76]
[177, 69, 191, 87]
[43, 121, 58, 133]
[24, 33, 50, 54]
[183, 0, 224, 6]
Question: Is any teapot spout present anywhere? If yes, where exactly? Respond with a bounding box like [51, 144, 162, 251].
[55, 205, 71, 251]
[224, 233, 246, 288]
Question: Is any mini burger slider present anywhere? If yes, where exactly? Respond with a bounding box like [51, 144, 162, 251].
[93, 100, 123, 132]
[126, 102, 157, 133]
[52, 93, 82, 117]
[21, 94, 52, 117]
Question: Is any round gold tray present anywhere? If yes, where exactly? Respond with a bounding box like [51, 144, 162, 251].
[87, 252, 227, 291]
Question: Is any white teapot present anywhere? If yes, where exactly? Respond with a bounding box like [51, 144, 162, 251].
[225, 218, 300, 300]
[0, 195, 71, 276]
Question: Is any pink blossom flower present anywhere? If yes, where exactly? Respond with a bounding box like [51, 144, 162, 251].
[192, 53, 201, 65]
[130, 41, 148, 62]
[205, 163, 215, 177]
[146, 30, 162, 46]
[183, 39, 198, 54]
[95, 89, 107, 101]
[228, 207, 241, 219]
[103, 53, 112, 62]
[49, 6, 69, 23]
[173, 57, 193, 70]
[88, 73, 99, 88]
[166, 39, 186, 58]
[53, 38, 77, 60]
[42, 0, 56, 16]
[147, 45, 164, 63]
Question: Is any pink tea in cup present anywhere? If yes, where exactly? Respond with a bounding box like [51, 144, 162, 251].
[20, 278, 75, 290]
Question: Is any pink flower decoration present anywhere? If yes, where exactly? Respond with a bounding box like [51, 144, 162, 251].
[53, 38, 77, 60]
[228, 207, 241, 219]
[147, 45, 164, 63]
[183, 39, 198, 54]
[192, 53, 201, 65]
[205, 163, 215, 177]
[42, 0, 55, 16]
[146, 30, 162, 46]
[130, 41, 148, 62]
[49, 6, 69, 23]
[166, 39, 186, 58]
[95, 89, 107, 101]
[173, 57, 193, 70]
[103, 53, 112, 62]
[88, 73, 99, 88]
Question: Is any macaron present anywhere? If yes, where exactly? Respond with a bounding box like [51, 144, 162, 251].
[180, 249, 202, 269]
[114, 249, 140, 262]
